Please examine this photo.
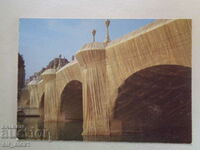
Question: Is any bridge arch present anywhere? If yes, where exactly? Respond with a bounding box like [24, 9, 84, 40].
[59, 80, 83, 121]
[39, 93, 45, 119]
[112, 64, 191, 142]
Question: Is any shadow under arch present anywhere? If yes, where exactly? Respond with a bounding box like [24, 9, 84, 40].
[112, 65, 191, 143]
[60, 80, 83, 121]
[57, 80, 83, 140]
[39, 93, 45, 119]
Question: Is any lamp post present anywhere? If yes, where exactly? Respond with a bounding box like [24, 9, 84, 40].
[92, 29, 96, 42]
[104, 19, 111, 43]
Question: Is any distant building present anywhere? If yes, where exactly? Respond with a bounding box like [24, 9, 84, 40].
[46, 56, 69, 69]
[27, 55, 69, 83]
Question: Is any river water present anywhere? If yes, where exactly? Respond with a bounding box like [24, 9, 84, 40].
[17, 117, 140, 142]
[17, 117, 83, 141]
[17, 117, 187, 143]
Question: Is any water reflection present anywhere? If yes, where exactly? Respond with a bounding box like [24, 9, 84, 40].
[17, 117, 83, 141]
[17, 117, 188, 143]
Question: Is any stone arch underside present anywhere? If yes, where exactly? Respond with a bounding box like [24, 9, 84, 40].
[39, 93, 45, 119]
[60, 80, 83, 121]
[112, 64, 191, 143]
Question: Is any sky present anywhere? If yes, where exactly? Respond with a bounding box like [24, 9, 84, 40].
[19, 19, 155, 79]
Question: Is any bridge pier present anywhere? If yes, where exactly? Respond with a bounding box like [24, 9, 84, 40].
[28, 82, 40, 108]
[76, 42, 110, 135]
[41, 69, 59, 121]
